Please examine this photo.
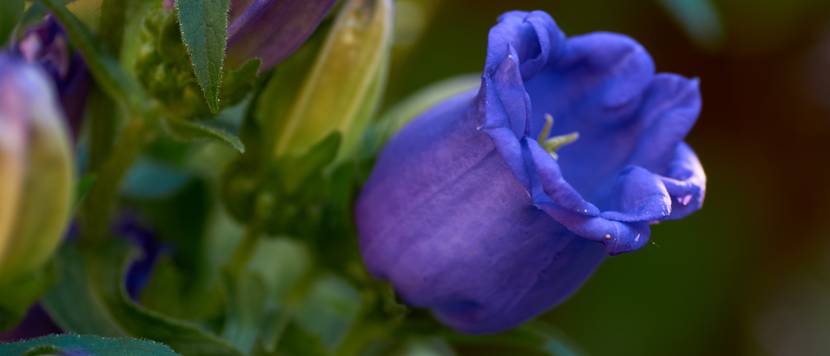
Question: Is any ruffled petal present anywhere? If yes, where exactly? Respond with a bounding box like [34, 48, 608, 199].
[538, 203, 651, 255]
[477, 11, 567, 191]
[599, 165, 672, 222]
[525, 138, 598, 215]
[629, 74, 702, 170]
[525, 32, 656, 201]
[485, 11, 565, 81]
[661, 143, 706, 220]
[475, 11, 689, 255]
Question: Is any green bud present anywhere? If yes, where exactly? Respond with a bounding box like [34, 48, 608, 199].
[0, 58, 74, 287]
[272, 0, 394, 160]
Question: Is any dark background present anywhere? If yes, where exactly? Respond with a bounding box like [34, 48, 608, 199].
[385, 0, 830, 355]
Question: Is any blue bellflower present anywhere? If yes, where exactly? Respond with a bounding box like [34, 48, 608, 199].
[356, 11, 706, 334]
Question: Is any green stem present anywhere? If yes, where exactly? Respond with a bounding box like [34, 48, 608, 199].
[79, 114, 154, 244]
[334, 293, 391, 356]
[98, 0, 128, 53]
[226, 222, 261, 277]
[86, 89, 118, 170]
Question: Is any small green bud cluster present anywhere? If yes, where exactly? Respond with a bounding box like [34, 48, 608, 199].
[135, 10, 258, 120]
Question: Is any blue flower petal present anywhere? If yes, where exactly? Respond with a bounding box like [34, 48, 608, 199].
[356, 9, 706, 333]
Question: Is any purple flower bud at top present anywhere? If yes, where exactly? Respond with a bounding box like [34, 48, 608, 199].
[356, 11, 706, 334]
[226, 0, 336, 70]
[16, 18, 91, 139]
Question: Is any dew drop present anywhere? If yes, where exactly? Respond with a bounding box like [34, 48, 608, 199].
[603, 234, 612, 241]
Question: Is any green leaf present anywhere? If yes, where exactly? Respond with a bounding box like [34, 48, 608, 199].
[277, 132, 341, 194]
[0, 266, 54, 330]
[363, 74, 480, 157]
[121, 159, 189, 199]
[271, 0, 394, 159]
[73, 174, 97, 211]
[658, 0, 724, 49]
[133, 179, 225, 322]
[0, 0, 23, 46]
[99, 0, 130, 53]
[294, 276, 362, 349]
[19, 1, 78, 33]
[165, 119, 245, 153]
[444, 321, 583, 356]
[222, 238, 311, 354]
[0, 334, 179, 356]
[39, 0, 147, 111]
[176, 0, 230, 113]
[42, 243, 243, 356]
[398, 337, 456, 356]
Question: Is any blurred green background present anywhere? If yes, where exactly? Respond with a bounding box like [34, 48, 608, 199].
[385, 0, 830, 355]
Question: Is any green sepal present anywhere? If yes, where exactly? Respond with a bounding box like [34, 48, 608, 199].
[163, 118, 245, 154]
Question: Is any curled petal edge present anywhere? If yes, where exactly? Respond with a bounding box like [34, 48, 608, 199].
[476, 11, 705, 255]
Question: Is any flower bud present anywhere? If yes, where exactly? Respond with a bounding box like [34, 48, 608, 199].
[16, 17, 91, 139]
[227, 0, 336, 71]
[0, 55, 74, 286]
[271, 0, 394, 159]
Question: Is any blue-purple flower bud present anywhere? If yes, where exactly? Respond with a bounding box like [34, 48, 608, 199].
[15, 18, 91, 139]
[227, 0, 336, 70]
[356, 11, 706, 334]
[0, 54, 74, 287]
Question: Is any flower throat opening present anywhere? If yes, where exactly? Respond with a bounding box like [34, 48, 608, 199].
[537, 114, 579, 159]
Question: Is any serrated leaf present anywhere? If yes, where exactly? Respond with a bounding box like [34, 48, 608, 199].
[39, 0, 147, 111]
[0, 334, 179, 356]
[42, 243, 243, 356]
[0, 0, 23, 46]
[176, 0, 230, 113]
[165, 119, 245, 153]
